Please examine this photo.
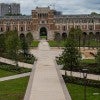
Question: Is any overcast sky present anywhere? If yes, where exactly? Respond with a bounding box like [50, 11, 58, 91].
[0, 0, 100, 15]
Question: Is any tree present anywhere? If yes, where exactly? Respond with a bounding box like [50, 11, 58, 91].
[26, 32, 33, 45]
[0, 34, 5, 56]
[54, 32, 61, 48]
[69, 27, 83, 49]
[69, 27, 76, 40]
[5, 31, 20, 67]
[82, 32, 87, 49]
[75, 28, 82, 50]
[57, 38, 81, 76]
[88, 32, 94, 49]
[95, 49, 100, 70]
[91, 12, 98, 15]
[20, 36, 29, 56]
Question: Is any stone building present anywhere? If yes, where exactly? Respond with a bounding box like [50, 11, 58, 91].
[0, 7, 100, 40]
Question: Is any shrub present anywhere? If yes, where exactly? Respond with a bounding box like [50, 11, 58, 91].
[63, 75, 100, 88]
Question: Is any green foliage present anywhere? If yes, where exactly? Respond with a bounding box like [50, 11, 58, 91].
[0, 34, 5, 55]
[26, 32, 34, 45]
[57, 38, 81, 72]
[20, 36, 29, 56]
[5, 13, 22, 16]
[5, 31, 20, 66]
[54, 32, 61, 41]
[48, 40, 65, 47]
[91, 12, 98, 15]
[54, 32, 61, 47]
[95, 49, 100, 69]
[69, 27, 76, 39]
[0, 63, 31, 74]
[64, 76, 100, 88]
[69, 27, 82, 49]
[18, 53, 36, 64]
[31, 41, 39, 47]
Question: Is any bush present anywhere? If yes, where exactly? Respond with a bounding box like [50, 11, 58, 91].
[18, 53, 36, 64]
[0, 63, 31, 74]
[63, 75, 100, 88]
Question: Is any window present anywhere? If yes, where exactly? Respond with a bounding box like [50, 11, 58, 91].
[21, 27, 23, 31]
[1, 27, 3, 32]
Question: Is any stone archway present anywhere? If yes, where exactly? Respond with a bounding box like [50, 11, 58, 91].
[20, 33, 25, 40]
[40, 27, 47, 39]
[62, 32, 67, 40]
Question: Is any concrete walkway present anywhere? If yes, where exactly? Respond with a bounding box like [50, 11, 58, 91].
[61, 70, 100, 81]
[0, 72, 30, 82]
[0, 57, 33, 68]
[24, 40, 71, 100]
[0, 53, 99, 81]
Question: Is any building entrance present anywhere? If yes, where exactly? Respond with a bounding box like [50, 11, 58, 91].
[40, 27, 47, 39]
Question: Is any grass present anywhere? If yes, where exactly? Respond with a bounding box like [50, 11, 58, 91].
[31, 41, 39, 47]
[48, 40, 100, 47]
[81, 59, 96, 64]
[0, 69, 16, 78]
[40, 36, 47, 39]
[0, 63, 31, 78]
[0, 77, 29, 100]
[67, 83, 100, 100]
[48, 40, 65, 47]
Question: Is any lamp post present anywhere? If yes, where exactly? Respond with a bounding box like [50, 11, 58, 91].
[82, 68, 88, 100]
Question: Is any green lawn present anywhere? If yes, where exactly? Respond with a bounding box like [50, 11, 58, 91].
[0, 77, 29, 100]
[67, 83, 100, 100]
[48, 40, 100, 47]
[48, 40, 65, 47]
[31, 41, 39, 47]
[40, 36, 47, 39]
[81, 59, 95, 64]
[0, 63, 31, 78]
[0, 69, 16, 78]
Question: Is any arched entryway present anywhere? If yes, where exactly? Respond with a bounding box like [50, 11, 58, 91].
[62, 32, 67, 40]
[40, 27, 47, 39]
[20, 33, 25, 40]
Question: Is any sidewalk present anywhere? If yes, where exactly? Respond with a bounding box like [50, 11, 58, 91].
[0, 57, 33, 68]
[0, 72, 30, 82]
[24, 40, 71, 100]
[61, 70, 100, 81]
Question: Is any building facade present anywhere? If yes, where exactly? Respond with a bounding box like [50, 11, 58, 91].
[0, 3, 20, 16]
[0, 7, 100, 40]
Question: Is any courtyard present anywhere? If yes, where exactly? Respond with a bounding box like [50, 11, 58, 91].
[0, 39, 100, 100]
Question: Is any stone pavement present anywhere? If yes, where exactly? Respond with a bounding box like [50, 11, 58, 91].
[0, 57, 33, 68]
[24, 40, 71, 100]
[61, 70, 100, 81]
[0, 72, 30, 82]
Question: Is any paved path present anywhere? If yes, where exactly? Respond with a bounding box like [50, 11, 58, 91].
[0, 52, 99, 81]
[0, 72, 30, 82]
[24, 40, 71, 100]
[61, 70, 100, 81]
[0, 57, 33, 68]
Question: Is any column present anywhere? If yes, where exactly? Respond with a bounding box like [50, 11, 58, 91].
[87, 22, 89, 30]
[18, 21, 20, 31]
[25, 22, 27, 31]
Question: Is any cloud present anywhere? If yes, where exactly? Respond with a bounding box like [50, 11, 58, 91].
[0, 0, 100, 15]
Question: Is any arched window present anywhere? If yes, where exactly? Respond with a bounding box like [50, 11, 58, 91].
[62, 33, 67, 40]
